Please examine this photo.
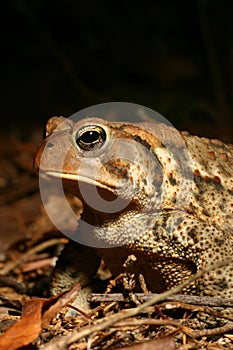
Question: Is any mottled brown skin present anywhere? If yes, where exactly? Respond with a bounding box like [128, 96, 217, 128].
[34, 116, 233, 312]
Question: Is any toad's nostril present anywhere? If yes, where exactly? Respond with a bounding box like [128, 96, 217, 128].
[46, 142, 54, 149]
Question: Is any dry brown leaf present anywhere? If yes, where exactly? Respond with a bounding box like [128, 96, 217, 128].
[0, 298, 43, 350]
[41, 283, 81, 328]
[0, 284, 81, 350]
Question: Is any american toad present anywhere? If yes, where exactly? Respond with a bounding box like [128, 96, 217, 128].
[34, 116, 233, 312]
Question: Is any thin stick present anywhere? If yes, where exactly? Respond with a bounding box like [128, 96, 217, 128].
[0, 238, 67, 275]
[88, 293, 233, 307]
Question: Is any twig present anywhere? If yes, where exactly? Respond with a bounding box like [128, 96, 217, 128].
[20, 257, 54, 272]
[184, 321, 233, 339]
[88, 293, 233, 308]
[113, 318, 180, 328]
[0, 275, 26, 294]
[0, 238, 67, 275]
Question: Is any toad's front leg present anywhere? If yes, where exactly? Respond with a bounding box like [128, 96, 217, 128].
[50, 241, 101, 314]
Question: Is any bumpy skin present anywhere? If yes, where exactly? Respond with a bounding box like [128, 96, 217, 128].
[34, 116, 233, 311]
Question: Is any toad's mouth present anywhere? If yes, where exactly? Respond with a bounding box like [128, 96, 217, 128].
[41, 170, 117, 194]
[39, 169, 139, 224]
[39, 170, 121, 206]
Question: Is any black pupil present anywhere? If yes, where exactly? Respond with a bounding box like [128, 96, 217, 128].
[81, 130, 99, 144]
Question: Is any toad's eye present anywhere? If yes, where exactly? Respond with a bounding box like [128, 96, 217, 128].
[76, 125, 107, 151]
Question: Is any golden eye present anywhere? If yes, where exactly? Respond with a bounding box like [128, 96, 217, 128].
[76, 125, 106, 151]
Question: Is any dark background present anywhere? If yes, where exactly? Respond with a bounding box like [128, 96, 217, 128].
[1, 0, 233, 142]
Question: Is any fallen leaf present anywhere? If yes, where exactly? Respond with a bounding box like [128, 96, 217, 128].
[0, 284, 81, 350]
